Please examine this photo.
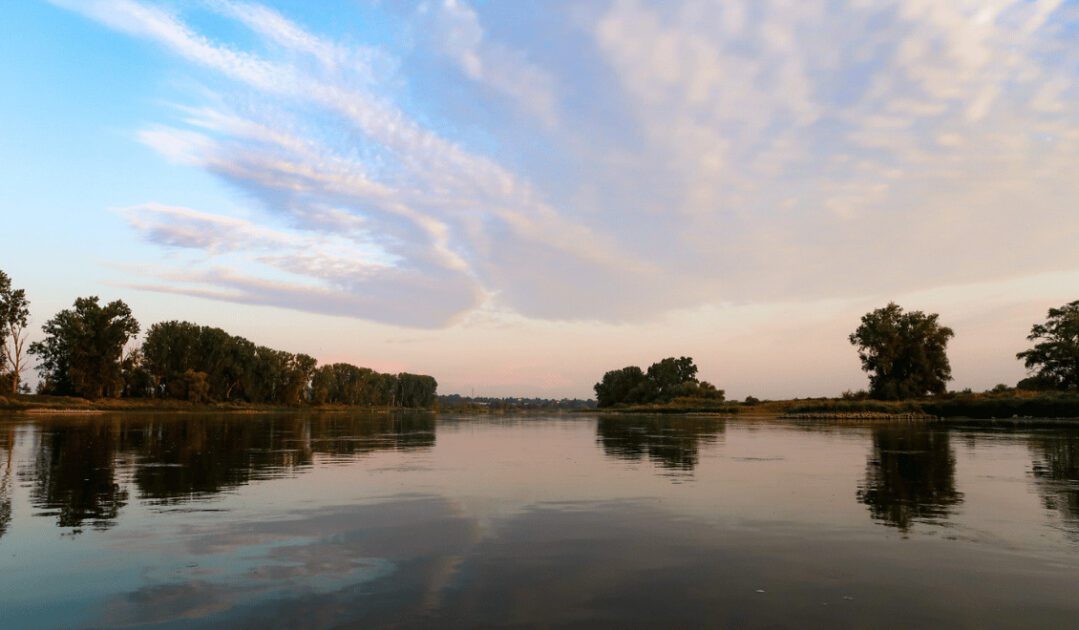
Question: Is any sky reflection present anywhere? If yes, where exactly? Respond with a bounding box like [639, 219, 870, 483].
[1, 413, 1078, 627]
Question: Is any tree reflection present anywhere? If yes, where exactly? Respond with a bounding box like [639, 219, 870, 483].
[857, 426, 962, 532]
[28, 420, 129, 530]
[18, 413, 435, 531]
[128, 414, 435, 503]
[1028, 431, 1079, 538]
[0, 425, 13, 540]
[596, 416, 725, 471]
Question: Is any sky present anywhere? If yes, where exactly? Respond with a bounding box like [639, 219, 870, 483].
[1, 0, 1077, 399]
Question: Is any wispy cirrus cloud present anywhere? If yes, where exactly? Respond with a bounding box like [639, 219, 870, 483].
[117, 203, 477, 327]
[56, 0, 1079, 328]
[417, 0, 560, 126]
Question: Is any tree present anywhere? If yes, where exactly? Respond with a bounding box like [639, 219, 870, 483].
[181, 369, 210, 403]
[29, 297, 140, 399]
[0, 270, 30, 394]
[645, 356, 700, 402]
[594, 357, 719, 407]
[121, 347, 155, 398]
[594, 366, 647, 408]
[849, 303, 954, 400]
[281, 353, 317, 405]
[1016, 300, 1079, 391]
[396, 373, 438, 407]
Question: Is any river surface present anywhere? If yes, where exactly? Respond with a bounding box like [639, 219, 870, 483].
[1, 412, 1078, 628]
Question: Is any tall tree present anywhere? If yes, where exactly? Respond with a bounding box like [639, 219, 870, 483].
[1016, 300, 1079, 391]
[645, 356, 699, 402]
[280, 353, 318, 405]
[29, 297, 140, 399]
[396, 373, 438, 408]
[0, 270, 31, 394]
[594, 357, 716, 407]
[849, 303, 954, 400]
[594, 366, 647, 408]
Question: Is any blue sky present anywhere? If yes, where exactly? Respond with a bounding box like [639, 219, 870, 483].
[2, 0, 1078, 398]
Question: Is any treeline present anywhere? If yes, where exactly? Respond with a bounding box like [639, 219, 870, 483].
[438, 395, 597, 411]
[849, 300, 1079, 399]
[0, 271, 436, 407]
[594, 356, 724, 408]
[593, 299, 1078, 411]
[127, 320, 436, 407]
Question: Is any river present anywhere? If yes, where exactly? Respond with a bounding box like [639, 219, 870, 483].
[1, 412, 1077, 628]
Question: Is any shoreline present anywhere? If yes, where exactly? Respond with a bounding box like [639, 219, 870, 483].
[0, 395, 420, 415]
[3, 393, 1079, 423]
[4, 404, 1079, 425]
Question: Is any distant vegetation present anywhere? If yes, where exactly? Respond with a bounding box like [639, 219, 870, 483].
[594, 356, 724, 408]
[438, 395, 596, 412]
[0, 268, 437, 408]
[785, 389, 1079, 420]
[3, 264, 1078, 418]
[590, 300, 1079, 418]
[130, 320, 436, 407]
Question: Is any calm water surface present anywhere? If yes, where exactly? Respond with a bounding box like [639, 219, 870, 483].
[1, 412, 1078, 628]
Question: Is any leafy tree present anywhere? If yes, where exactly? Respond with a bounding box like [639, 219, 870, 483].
[693, 380, 725, 401]
[1016, 300, 1079, 391]
[594, 357, 720, 407]
[311, 364, 336, 404]
[181, 369, 210, 403]
[29, 297, 140, 399]
[142, 321, 256, 402]
[396, 373, 438, 407]
[142, 321, 203, 398]
[849, 303, 954, 400]
[0, 270, 30, 394]
[1016, 375, 1059, 391]
[594, 366, 647, 408]
[121, 347, 155, 398]
[646, 356, 699, 402]
[281, 353, 317, 405]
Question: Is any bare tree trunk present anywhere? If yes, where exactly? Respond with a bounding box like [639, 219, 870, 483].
[4, 324, 28, 394]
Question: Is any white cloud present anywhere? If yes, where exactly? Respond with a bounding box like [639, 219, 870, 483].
[58, 0, 1079, 330]
[117, 204, 479, 327]
[419, 0, 559, 126]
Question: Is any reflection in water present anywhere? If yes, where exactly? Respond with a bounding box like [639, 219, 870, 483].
[16, 413, 435, 529]
[596, 416, 725, 471]
[29, 421, 129, 530]
[4, 415, 1079, 628]
[1029, 431, 1079, 537]
[857, 426, 963, 532]
[127, 415, 433, 503]
[0, 425, 12, 539]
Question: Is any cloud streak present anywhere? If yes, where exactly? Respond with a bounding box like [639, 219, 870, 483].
[58, 0, 1079, 327]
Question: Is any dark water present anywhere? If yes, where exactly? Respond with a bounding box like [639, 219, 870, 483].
[1, 413, 1078, 628]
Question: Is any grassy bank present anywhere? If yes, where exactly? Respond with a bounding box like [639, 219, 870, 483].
[0, 394, 419, 414]
[600, 398, 744, 415]
[7, 391, 1079, 420]
[595, 391, 1079, 420]
[781, 391, 1079, 419]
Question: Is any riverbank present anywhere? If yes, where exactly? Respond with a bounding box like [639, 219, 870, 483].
[0, 394, 419, 414]
[596, 391, 1079, 420]
[5, 391, 1079, 421]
